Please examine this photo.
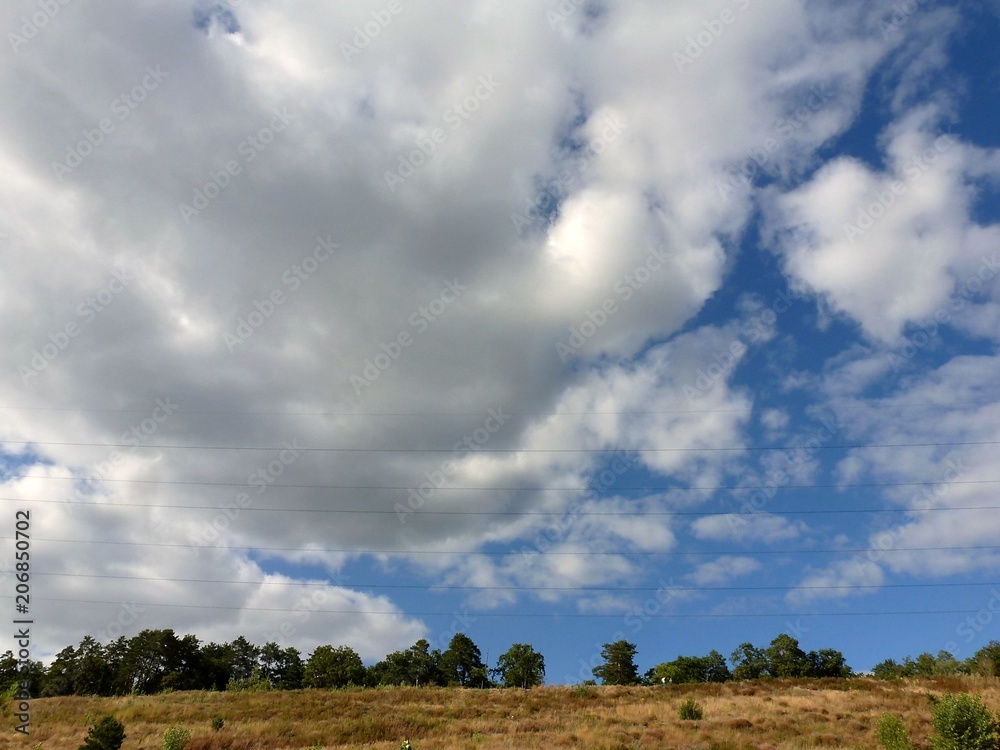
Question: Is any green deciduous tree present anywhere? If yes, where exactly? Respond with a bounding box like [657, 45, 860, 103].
[730, 642, 768, 680]
[930, 692, 1000, 750]
[650, 650, 731, 684]
[808, 648, 852, 678]
[493, 643, 545, 688]
[766, 633, 812, 678]
[368, 639, 442, 687]
[115, 629, 205, 694]
[970, 641, 1000, 677]
[259, 642, 304, 690]
[872, 658, 907, 680]
[305, 645, 365, 688]
[368, 649, 414, 686]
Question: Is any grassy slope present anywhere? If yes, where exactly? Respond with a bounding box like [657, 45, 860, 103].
[2, 676, 997, 750]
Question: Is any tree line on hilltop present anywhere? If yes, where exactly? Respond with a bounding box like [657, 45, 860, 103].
[1, 632, 541, 697]
[4, 629, 1000, 697]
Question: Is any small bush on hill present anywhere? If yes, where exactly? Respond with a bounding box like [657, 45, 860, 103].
[79, 716, 125, 750]
[875, 712, 913, 750]
[678, 698, 703, 721]
[930, 693, 999, 750]
[163, 725, 191, 750]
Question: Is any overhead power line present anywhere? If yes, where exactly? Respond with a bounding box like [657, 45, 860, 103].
[0, 595, 989, 620]
[20, 570, 1000, 593]
[1, 399, 996, 417]
[2, 478, 997, 493]
[5, 496, 1000, 516]
[7, 536, 1000, 557]
[3, 439, 999, 452]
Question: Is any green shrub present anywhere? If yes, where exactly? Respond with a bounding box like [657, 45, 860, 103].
[930, 693, 1000, 750]
[678, 697, 703, 721]
[163, 725, 191, 750]
[211, 717, 225, 732]
[875, 712, 913, 750]
[572, 683, 595, 699]
[79, 716, 125, 750]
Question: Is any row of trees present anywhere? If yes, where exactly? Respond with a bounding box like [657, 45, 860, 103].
[594, 633, 851, 686]
[6, 629, 1000, 697]
[0, 631, 546, 698]
[599, 636, 1000, 686]
[871, 644, 1000, 679]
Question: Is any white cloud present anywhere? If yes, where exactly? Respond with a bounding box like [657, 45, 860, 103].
[760, 408, 790, 432]
[787, 557, 885, 605]
[764, 104, 1000, 342]
[688, 555, 762, 585]
[0, 0, 910, 658]
[790, 353, 1000, 599]
[691, 513, 807, 543]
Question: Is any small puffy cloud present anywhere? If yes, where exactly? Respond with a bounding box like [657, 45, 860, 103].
[691, 514, 807, 543]
[764, 105, 1000, 342]
[688, 556, 762, 585]
[786, 557, 885, 605]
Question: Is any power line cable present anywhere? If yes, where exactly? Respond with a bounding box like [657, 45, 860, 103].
[4, 439, 999, 452]
[1, 478, 996, 493]
[7, 536, 1000, 556]
[1, 399, 996, 417]
[5, 495, 1000, 516]
[0, 595, 988, 619]
[20, 570, 1000, 592]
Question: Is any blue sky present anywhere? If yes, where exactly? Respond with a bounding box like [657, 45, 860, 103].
[1, 0, 1000, 683]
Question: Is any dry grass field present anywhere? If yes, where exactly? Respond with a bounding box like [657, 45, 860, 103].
[3, 676, 998, 750]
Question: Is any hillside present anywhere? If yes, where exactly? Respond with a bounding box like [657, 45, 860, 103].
[4, 676, 999, 750]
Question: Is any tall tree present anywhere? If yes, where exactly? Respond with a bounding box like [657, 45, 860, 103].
[701, 650, 732, 682]
[259, 642, 305, 690]
[200, 642, 236, 691]
[592, 640, 640, 686]
[493, 643, 545, 688]
[304, 645, 365, 688]
[971, 641, 1000, 677]
[808, 648, 851, 678]
[162, 634, 206, 691]
[227, 636, 261, 682]
[0, 651, 20, 695]
[766, 633, 812, 678]
[368, 649, 414, 686]
[104, 636, 130, 695]
[118, 630, 181, 694]
[730, 642, 767, 681]
[74, 636, 113, 695]
[440, 633, 487, 687]
[42, 646, 78, 697]
[407, 639, 442, 687]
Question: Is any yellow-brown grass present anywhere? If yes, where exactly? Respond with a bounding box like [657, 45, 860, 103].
[2, 676, 998, 750]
